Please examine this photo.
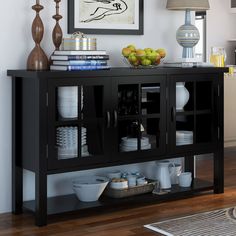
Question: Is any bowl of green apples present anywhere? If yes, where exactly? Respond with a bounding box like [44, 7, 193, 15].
[122, 45, 166, 68]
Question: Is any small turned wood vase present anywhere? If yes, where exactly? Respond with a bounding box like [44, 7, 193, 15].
[52, 0, 63, 51]
[27, 1, 49, 71]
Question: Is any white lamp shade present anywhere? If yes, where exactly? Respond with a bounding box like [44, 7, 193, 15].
[166, 0, 210, 10]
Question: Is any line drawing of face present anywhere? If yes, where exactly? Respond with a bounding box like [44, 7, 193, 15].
[81, 0, 128, 23]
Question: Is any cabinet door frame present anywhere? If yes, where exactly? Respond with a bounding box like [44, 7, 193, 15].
[47, 77, 112, 171]
[110, 75, 167, 164]
[167, 73, 219, 155]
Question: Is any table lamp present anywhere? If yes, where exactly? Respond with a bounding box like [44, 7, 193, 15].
[166, 0, 210, 59]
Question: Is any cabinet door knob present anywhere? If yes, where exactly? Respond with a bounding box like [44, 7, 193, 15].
[106, 111, 111, 128]
[113, 110, 118, 128]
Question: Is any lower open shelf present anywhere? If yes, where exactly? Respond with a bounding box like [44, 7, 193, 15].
[24, 179, 214, 216]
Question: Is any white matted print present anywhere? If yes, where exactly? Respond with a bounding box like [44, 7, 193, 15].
[68, 0, 144, 35]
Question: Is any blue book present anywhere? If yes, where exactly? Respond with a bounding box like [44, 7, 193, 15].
[50, 65, 110, 71]
[52, 60, 108, 66]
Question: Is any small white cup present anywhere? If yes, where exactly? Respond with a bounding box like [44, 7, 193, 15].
[127, 175, 137, 187]
[107, 171, 121, 180]
[169, 164, 182, 185]
[137, 177, 147, 186]
[178, 172, 192, 187]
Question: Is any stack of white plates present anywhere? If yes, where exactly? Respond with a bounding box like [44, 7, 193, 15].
[57, 86, 84, 119]
[57, 126, 78, 159]
[81, 127, 90, 157]
[56, 126, 89, 159]
[119, 137, 151, 152]
[176, 131, 193, 146]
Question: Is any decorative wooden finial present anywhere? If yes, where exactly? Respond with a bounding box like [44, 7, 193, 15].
[27, 0, 49, 70]
[52, 0, 63, 50]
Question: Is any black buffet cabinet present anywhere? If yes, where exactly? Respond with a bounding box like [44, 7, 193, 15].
[8, 67, 226, 226]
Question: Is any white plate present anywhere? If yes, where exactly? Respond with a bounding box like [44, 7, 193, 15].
[121, 136, 149, 143]
[121, 137, 150, 146]
[120, 144, 151, 152]
[176, 131, 193, 137]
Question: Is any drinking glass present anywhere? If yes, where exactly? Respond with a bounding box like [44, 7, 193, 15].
[210, 47, 226, 67]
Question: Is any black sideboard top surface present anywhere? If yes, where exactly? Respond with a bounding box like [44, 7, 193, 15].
[7, 67, 228, 79]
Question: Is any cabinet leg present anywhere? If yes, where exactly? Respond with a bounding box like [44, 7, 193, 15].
[12, 78, 23, 214]
[35, 173, 47, 226]
[214, 149, 224, 194]
[12, 166, 23, 214]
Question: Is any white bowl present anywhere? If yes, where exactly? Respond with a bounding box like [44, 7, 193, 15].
[58, 86, 78, 97]
[58, 106, 78, 118]
[72, 176, 109, 202]
[109, 180, 128, 189]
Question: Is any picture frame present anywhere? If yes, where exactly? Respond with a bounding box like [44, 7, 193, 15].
[68, 0, 144, 35]
[230, 0, 236, 13]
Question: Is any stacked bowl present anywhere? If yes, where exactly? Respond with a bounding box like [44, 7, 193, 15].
[57, 86, 83, 119]
[176, 131, 193, 146]
[119, 137, 151, 152]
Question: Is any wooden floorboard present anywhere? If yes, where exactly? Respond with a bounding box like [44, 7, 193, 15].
[1, 147, 236, 235]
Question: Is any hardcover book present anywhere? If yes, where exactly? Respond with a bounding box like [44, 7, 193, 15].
[51, 55, 109, 61]
[54, 50, 107, 55]
[50, 65, 110, 71]
[52, 60, 108, 66]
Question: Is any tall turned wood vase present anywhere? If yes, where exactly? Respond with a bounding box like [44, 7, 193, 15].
[27, 0, 49, 70]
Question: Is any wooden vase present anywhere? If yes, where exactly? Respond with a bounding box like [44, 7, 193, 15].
[27, 0, 49, 71]
[52, 0, 63, 50]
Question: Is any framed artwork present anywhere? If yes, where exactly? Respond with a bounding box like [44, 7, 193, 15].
[68, 0, 144, 35]
[230, 0, 236, 13]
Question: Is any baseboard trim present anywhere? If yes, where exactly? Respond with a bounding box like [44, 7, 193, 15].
[224, 139, 236, 148]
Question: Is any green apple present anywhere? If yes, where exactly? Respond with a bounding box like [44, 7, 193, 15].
[141, 58, 152, 66]
[127, 44, 136, 52]
[128, 52, 138, 64]
[144, 48, 153, 55]
[146, 51, 157, 63]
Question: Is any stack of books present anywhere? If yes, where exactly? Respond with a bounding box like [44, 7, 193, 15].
[50, 50, 110, 71]
[163, 58, 214, 68]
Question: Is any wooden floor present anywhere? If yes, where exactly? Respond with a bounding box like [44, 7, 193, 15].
[1, 148, 236, 236]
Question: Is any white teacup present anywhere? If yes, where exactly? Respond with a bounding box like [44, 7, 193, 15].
[107, 171, 121, 180]
[169, 164, 182, 185]
[137, 177, 147, 186]
[127, 175, 137, 187]
[178, 172, 192, 187]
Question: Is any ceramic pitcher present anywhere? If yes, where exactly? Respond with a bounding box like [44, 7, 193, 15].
[155, 160, 175, 189]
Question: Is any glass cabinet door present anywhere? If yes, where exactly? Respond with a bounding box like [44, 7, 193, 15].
[170, 75, 217, 152]
[47, 79, 110, 170]
[112, 76, 166, 160]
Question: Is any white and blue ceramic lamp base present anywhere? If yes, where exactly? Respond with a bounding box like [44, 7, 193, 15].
[176, 9, 200, 58]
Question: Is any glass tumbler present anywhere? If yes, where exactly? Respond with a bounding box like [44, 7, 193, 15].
[210, 47, 226, 67]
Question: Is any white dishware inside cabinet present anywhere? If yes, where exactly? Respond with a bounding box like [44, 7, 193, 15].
[57, 86, 84, 119]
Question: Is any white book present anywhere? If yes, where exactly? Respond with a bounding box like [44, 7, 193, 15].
[51, 55, 109, 61]
[163, 62, 194, 68]
[163, 62, 214, 68]
[52, 60, 107, 66]
[54, 50, 107, 56]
